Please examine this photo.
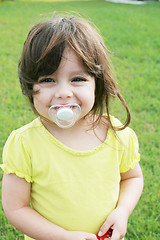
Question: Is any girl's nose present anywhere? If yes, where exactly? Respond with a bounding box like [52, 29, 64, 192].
[54, 83, 73, 99]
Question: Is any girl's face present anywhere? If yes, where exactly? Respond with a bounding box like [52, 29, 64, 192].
[33, 46, 95, 128]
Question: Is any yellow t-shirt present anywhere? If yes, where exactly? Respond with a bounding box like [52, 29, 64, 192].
[1, 116, 140, 240]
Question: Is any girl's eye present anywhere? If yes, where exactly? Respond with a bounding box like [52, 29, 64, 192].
[40, 78, 55, 83]
[72, 77, 87, 82]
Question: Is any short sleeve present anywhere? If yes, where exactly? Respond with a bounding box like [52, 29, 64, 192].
[119, 128, 140, 173]
[0, 131, 32, 182]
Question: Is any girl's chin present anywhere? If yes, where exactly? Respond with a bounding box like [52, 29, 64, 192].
[39, 112, 92, 130]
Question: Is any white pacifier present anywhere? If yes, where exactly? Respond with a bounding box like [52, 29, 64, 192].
[48, 103, 81, 128]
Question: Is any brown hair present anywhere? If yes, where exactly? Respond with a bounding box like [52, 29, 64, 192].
[18, 14, 130, 131]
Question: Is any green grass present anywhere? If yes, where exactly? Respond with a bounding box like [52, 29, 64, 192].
[0, 0, 160, 239]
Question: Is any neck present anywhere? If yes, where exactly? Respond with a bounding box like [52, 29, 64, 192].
[40, 115, 92, 135]
[40, 115, 109, 151]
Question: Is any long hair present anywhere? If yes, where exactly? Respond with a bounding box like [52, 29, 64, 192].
[18, 14, 130, 131]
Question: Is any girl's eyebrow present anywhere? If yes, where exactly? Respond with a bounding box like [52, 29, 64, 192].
[53, 70, 89, 77]
[38, 71, 90, 81]
[70, 71, 88, 75]
[38, 76, 48, 81]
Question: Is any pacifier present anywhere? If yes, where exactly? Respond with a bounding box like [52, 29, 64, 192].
[48, 103, 81, 128]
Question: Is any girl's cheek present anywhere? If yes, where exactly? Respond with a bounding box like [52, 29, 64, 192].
[33, 84, 41, 91]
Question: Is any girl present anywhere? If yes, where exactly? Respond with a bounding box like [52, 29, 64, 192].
[1, 14, 143, 240]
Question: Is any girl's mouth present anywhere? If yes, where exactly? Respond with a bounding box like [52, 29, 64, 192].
[52, 104, 78, 111]
[48, 103, 81, 128]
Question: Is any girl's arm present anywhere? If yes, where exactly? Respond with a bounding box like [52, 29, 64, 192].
[98, 163, 143, 240]
[2, 173, 97, 240]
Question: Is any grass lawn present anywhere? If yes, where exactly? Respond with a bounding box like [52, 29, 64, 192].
[0, 0, 160, 239]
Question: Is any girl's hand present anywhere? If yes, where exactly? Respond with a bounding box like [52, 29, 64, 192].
[98, 207, 128, 240]
[65, 230, 98, 240]
[98, 163, 143, 240]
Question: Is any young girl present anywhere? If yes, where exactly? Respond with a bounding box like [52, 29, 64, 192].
[1, 14, 143, 240]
